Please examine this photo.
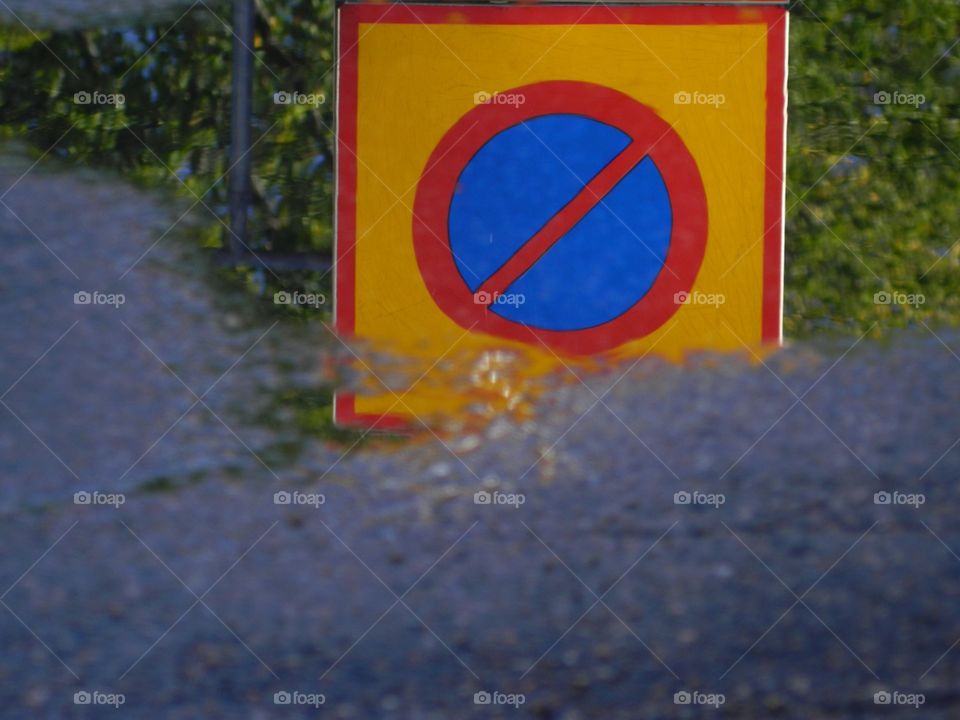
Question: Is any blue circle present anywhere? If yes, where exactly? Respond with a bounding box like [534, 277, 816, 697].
[448, 114, 673, 331]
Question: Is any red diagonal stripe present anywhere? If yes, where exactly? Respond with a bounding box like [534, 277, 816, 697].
[476, 140, 648, 302]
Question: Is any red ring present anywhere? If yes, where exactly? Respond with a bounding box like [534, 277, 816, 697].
[412, 80, 708, 356]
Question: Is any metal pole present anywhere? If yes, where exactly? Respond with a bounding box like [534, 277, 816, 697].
[228, 0, 254, 261]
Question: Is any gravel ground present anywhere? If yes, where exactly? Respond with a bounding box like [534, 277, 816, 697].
[0, 0, 199, 32]
[2, 150, 960, 720]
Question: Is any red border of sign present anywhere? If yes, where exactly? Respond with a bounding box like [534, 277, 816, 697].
[334, 3, 788, 429]
[412, 79, 707, 355]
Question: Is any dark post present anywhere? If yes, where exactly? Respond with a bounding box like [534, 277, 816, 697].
[228, 0, 254, 261]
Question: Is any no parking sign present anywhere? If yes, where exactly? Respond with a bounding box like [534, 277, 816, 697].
[335, 1, 788, 429]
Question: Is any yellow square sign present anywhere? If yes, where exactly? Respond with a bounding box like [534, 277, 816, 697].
[335, 3, 788, 429]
